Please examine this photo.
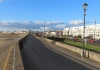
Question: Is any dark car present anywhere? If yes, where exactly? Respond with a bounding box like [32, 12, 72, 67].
[95, 40, 100, 43]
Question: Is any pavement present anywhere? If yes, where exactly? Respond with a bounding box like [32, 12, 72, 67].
[0, 43, 12, 70]
[0, 33, 26, 70]
[20, 34, 100, 70]
[0, 33, 19, 70]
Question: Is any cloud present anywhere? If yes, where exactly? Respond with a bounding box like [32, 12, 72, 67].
[46, 21, 63, 25]
[69, 20, 83, 25]
[34, 20, 63, 25]
[0, 0, 3, 2]
[50, 21, 63, 24]
[21, 21, 30, 24]
[47, 21, 51, 25]
[0, 20, 64, 31]
[34, 20, 45, 24]
[9, 20, 17, 23]
[55, 24, 66, 28]
[2, 21, 8, 26]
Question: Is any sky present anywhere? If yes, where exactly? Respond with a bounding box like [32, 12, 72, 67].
[0, 0, 100, 31]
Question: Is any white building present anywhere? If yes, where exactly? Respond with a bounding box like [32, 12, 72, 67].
[14, 31, 27, 34]
[3, 31, 10, 33]
[45, 30, 63, 37]
[63, 24, 100, 39]
[50, 32, 56, 35]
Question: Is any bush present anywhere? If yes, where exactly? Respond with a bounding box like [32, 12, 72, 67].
[47, 37, 65, 41]
[86, 36, 93, 39]
[67, 35, 72, 37]
[77, 35, 82, 38]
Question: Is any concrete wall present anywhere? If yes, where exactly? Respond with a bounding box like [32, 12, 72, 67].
[16, 33, 29, 70]
[44, 38, 100, 63]
[16, 42, 24, 70]
[89, 51, 100, 62]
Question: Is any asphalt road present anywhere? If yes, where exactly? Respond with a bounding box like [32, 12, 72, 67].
[20, 34, 100, 70]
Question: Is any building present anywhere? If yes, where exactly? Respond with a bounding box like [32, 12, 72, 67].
[63, 24, 100, 39]
[13, 31, 28, 34]
[3, 31, 10, 33]
[45, 30, 63, 37]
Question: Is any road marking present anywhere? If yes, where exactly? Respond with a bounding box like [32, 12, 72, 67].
[3, 45, 13, 70]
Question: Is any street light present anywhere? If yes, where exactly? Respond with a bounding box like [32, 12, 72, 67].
[33, 29, 35, 35]
[81, 3, 88, 57]
[94, 18, 97, 45]
[44, 26, 45, 39]
[65, 26, 67, 37]
[69, 27, 70, 36]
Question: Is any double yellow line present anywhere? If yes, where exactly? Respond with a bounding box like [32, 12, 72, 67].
[3, 45, 13, 70]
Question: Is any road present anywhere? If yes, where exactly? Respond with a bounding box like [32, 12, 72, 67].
[20, 34, 100, 70]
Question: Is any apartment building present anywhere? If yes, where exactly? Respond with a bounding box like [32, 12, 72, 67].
[63, 24, 100, 39]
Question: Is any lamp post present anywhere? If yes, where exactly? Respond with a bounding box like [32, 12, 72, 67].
[94, 18, 97, 45]
[81, 3, 88, 57]
[65, 26, 67, 37]
[65, 27, 67, 38]
[69, 27, 70, 36]
[34, 29, 35, 35]
[44, 26, 45, 39]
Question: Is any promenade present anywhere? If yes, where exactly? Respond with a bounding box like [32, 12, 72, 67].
[0, 33, 26, 70]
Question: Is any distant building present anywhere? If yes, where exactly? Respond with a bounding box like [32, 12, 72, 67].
[63, 24, 100, 39]
[45, 30, 63, 37]
[0, 31, 3, 33]
[3, 31, 10, 33]
[13, 31, 27, 34]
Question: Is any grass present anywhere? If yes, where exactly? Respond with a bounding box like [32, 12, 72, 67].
[60, 40, 100, 53]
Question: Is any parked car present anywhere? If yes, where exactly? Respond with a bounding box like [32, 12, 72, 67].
[88, 39, 95, 42]
[95, 40, 100, 43]
[73, 36, 79, 41]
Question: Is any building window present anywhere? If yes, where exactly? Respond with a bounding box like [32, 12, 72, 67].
[98, 34, 99, 36]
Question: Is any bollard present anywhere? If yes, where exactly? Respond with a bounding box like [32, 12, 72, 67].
[81, 49, 84, 58]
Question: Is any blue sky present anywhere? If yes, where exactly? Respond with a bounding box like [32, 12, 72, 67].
[0, 0, 100, 31]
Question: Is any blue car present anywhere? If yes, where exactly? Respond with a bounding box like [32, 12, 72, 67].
[95, 40, 100, 43]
